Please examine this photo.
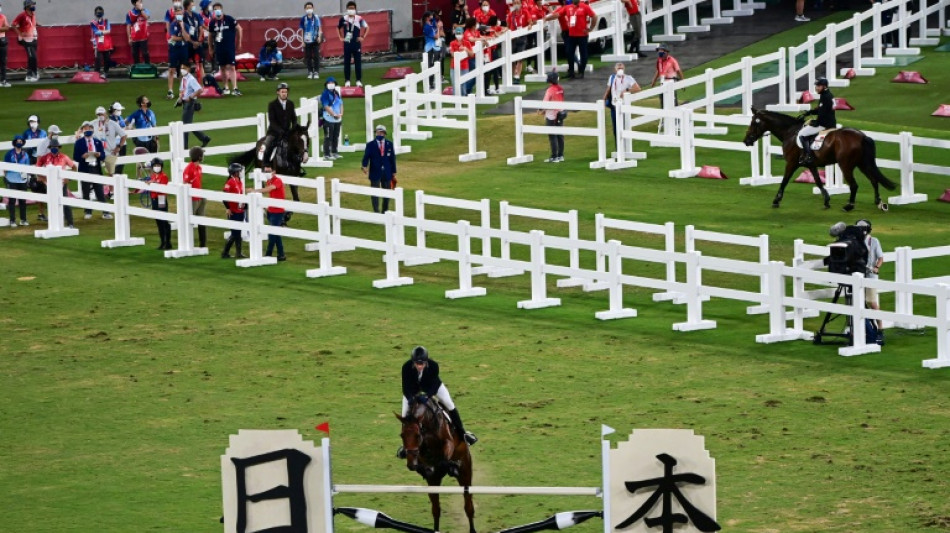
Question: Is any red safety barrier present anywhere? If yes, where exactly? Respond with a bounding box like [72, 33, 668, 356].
[4, 12, 392, 70]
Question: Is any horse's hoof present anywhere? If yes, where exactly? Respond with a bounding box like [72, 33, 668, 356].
[879, 203, 889, 212]
[842, 204, 855, 212]
[824, 204, 831, 210]
[772, 202, 780, 208]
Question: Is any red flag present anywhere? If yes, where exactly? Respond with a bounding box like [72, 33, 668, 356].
[315, 422, 330, 435]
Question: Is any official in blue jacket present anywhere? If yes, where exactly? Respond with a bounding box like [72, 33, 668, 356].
[361, 124, 397, 213]
[73, 121, 111, 220]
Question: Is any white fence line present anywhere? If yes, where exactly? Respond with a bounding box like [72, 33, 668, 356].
[508, 97, 608, 168]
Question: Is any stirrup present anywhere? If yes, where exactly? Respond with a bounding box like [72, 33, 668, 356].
[396, 446, 407, 459]
[463, 432, 478, 446]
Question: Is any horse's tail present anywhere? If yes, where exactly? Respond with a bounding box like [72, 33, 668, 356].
[228, 147, 257, 170]
[861, 135, 897, 191]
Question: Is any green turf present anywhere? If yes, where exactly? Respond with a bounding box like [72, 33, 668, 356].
[2, 24, 950, 533]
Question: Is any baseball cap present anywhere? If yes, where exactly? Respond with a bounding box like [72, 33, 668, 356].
[95, 106, 107, 115]
[28, 115, 38, 122]
[49, 138, 61, 148]
[48, 125, 62, 134]
[111, 102, 125, 111]
[325, 76, 337, 84]
[82, 120, 96, 128]
[375, 124, 387, 133]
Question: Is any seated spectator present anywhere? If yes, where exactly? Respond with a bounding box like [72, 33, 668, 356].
[257, 39, 283, 81]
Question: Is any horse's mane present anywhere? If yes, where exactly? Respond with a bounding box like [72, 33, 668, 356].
[758, 109, 803, 128]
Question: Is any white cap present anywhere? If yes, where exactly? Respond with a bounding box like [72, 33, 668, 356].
[111, 102, 125, 111]
[48, 125, 62, 134]
[375, 124, 387, 133]
[95, 106, 107, 115]
[28, 115, 38, 122]
[82, 120, 96, 128]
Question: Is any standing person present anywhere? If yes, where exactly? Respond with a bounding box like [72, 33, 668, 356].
[126, 95, 159, 153]
[22, 114, 46, 163]
[261, 81, 297, 166]
[183, 0, 206, 75]
[126, 0, 151, 65]
[221, 162, 246, 259]
[360, 124, 396, 213]
[3, 135, 30, 227]
[148, 157, 172, 250]
[856, 219, 884, 344]
[521, 0, 542, 75]
[208, 2, 243, 96]
[506, 1, 528, 84]
[337, 1, 368, 88]
[176, 61, 211, 149]
[256, 39, 282, 81]
[91, 106, 127, 177]
[12, 0, 37, 81]
[621, 0, 644, 56]
[794, 0, 810, 21]
[461, 17, 484, 95]
[182, 146, 207, 247]
[33, 123, 58, 160]
[422, 10, 444, 90]
[109, 102, 129, 176]
[36, 138, 77, 229]
[473, 0, 496, 25]
[447, 26, 473, 96]
[0, 3, 11, 87]
[566, 0, 595, 79]
[90, 6, 114, 79]
[545, 1, 576, 78]
[539, 71, 565, 163]
[650, 44, 684, 106]
[300, 1, 322, 79]
[73, 121, 110, 221]
[603, 62, 640, 145]
[396, 345, 478, 459]
[451, 0, 468, 31]
[248, 171, 287, 261]
[798, 77, 834, 166]
[320, 77, 343, 160]
[199, 0, 215, 73]
[166, 5, 190, 99]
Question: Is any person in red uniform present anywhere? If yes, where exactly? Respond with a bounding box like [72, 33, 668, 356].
[249, 172, 286, 261]
[90, 6, 115, 79]
[448, 26, 474, 96]
[472, 0, 495, 25]
[506, 0, 528, 84]
[566, 0, 595, 79]
[12, 0, 39, 81]
[544, 0, 580, 78]
[182, 146, 207, 247]
[221, 162, 246, 259]
[147, 157, 172, 250]
[621, 0, 644, 56]
[36, 138, 77, 228]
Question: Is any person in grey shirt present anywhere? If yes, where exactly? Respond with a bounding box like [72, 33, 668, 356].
[176, 61, 211, 149]
[856, 219, 884, 344]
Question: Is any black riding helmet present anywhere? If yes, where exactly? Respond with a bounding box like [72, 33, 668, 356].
[815, 77, 829, 87]
[228, 162, 244, 176]
[276, 82, 289, 91]
[411, 346, 429, 363]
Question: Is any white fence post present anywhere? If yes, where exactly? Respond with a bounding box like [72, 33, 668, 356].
[236, 193, 276, 267]
[34, 167, 79, 239]
[306, 202, 347, 279]
[923, 284, 950, 369]
[672, 252, 716, 331]
[101, 174, 145, 248]
[445, 220, 487, 299]
[594, 240, 637, 320]
[517, 230, 561, 309]
[372, 211, 414, 288]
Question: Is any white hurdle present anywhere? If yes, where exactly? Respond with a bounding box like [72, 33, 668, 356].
[686, 225, 769, 314]
[585, 215, 679, 303]
[507, 97, 608, 169]
[399, 92, 489, 162]
[491, 201, 583, 288]
[402, 191, 492, 269]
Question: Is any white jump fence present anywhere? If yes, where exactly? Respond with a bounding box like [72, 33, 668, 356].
[6, 167, 950, 369]
[507, 97, 609, 168]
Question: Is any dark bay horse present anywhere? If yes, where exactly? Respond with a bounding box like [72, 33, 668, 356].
[743, 107, 896, 211]
[229, 122, 311, 223]
[396, 395, 476, 533]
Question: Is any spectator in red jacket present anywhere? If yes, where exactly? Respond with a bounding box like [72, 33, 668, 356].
[12, 0, 38, 81]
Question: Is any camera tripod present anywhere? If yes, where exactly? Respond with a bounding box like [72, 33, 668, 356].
[813, 283, 854, 345]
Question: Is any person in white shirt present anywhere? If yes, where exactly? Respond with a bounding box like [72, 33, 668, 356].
[176, 61, 211, 149]
[87, 106, 127, 176]
[603, 62, 641, 147]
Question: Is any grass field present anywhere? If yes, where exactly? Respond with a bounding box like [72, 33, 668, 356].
[2, 18, 950, 533]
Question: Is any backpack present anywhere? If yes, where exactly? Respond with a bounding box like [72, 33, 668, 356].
[129, 63, 158, 79]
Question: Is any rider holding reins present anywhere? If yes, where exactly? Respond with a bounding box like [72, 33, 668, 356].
[798, 77, 836, 166]
[261, 82, 298, 167]
[397, 346, 478, 458]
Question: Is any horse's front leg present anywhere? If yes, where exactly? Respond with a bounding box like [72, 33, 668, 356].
[427, 492, 441, 533]
[809, 164, 831, 209]
[773, 162, 798, 208]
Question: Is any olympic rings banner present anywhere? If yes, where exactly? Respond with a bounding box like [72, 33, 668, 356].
[4, 11, 392, 70]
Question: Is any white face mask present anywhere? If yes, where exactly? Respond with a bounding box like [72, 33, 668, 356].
[455, 33, 462, 40]
[346, 9, 356, 16]
[175, 14, 183, 20]
[481, 5, 489, 11]
[306, 8, 313, 14]
[327, 83, 336, 91]
[152, 166, 162, 173]
[616, 69, 624, 77]
[29, 122, 38, 130]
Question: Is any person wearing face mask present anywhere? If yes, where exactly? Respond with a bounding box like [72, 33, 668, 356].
[198, 0, 215, 73]
[3, 135, 31, 227]
[177, 61, 210, 149]
[603, 62, 640, 147]
[148, 157, 173, 250]
[0, 1, 11, 87]
[256, 39, 283, 81]
[221, 162, 246, 259]
[87, 105, 127, 178]
[208, 2, 242, 96]
[182, 0, 206, 79]
[320, 76, 343, 160]
[474, 0, 495, 25]
[422, 11, 444, 90]
[448, 25, 474, 96]
[538, 71, 565, 163]
[126, 0, 152, 65]
[90, 6, 114, 79]
[12, 0, 38, 81]
[126, 95, 159, 153]
[164, 0, 183, 37]
[73, 121, 110, 221]
[506, 1, 528, 84]
[165, 5, 192, 99]
[21, 114, 46, 163]
[360, 124, 397, 214]
[337, 1, 368, 88]
[34, 123, 60, 159]
[182, 146, 207, 248]
[36, 138, 77, 229]
[109, 102, 130, 176]
[300, 1, 322, 79]
[650, 43, 683, 106]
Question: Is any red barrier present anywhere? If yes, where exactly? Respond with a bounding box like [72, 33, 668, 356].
[5, 12, 392, 70]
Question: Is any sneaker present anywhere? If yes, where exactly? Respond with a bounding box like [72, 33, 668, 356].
[487, 88, 496, 95]
[463, 432, 478, 446]
[84, 213, 93, 220]
[38, 213, 48, 222]
[527, 65, 535, 74]
[313, 72, 319, 79]
[331, 153, 342, 160]
[555, 157, 564, 162]
[544, 157, 557, 163]
[345, 80, 351, 87]
[396, 446, 407, 459]
[102, 213, 113, 220]
[795, 14, 811, 21]
[277, 255, 287, 262]
[19, 220, 29, 226]
[272, 76, 279, 81]
[9, 221, 17, 228]
[66, 224, 76, 229]
[306, 72, 313, 79]
[101, 72, 108, 80]
[323, 156, 333, 161]
[0, 81, 11, 88]
[260, 76, 266, 82]
[166, 90, 174, 99]
[222, 89, 231, 96]
[232, 89, 243, 96]
[356, 81, 363, 87]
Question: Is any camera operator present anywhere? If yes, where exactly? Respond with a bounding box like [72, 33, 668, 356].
[857, 219, 884, 344]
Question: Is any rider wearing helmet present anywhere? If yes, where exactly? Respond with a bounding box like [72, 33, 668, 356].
[261, 81, 299, 168]
[798, 77, 836, 166]
[397, 346, 478, 458]
[221, 162, 247, 259]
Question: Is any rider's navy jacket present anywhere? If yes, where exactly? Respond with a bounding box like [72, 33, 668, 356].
[806, 88, 836, 129]
[266, 97, 298, 136]
[402, 359, 442, 399]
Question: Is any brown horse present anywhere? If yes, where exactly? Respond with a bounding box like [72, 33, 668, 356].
[396, 394, 476, 533]
[743, 107, 897, 211]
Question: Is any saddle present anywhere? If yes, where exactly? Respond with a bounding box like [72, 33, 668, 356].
[799, 127, 838, 151]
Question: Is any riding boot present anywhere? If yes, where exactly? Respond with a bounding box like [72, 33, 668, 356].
[222, 236, 234, 258]
[235, 238, 247, 259]
[197, 225, 207, 248]
[448, 408, 478, 446]
[799, 136, 815, 165]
